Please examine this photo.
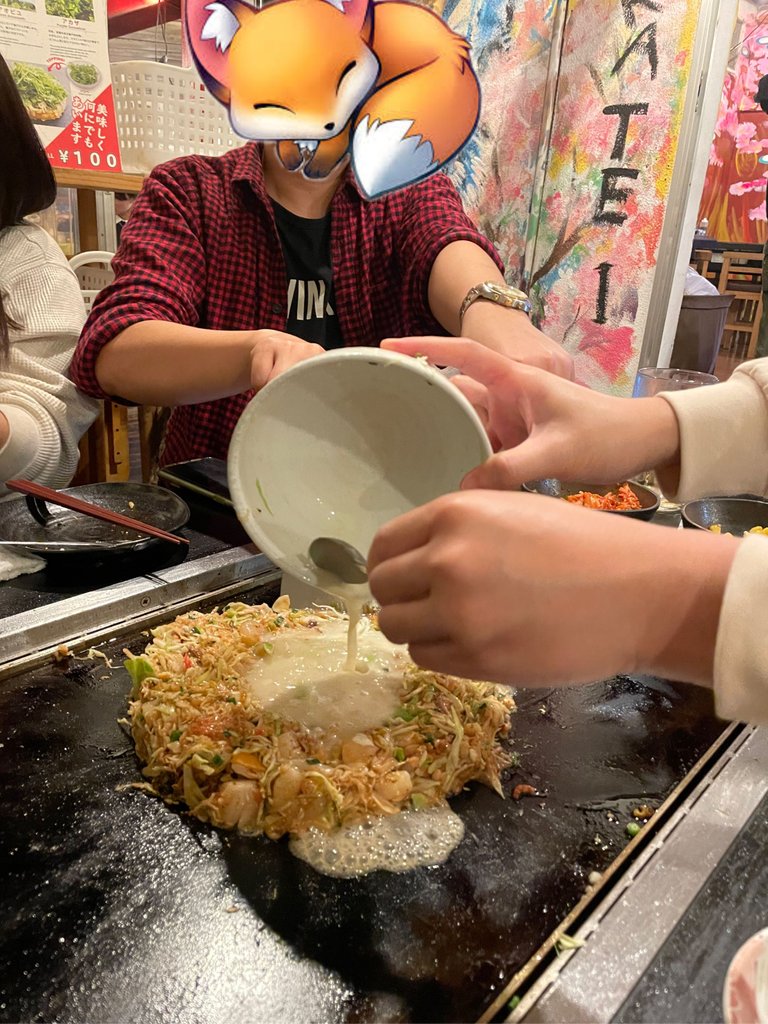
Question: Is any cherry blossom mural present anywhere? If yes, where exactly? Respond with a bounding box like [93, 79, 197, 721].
[521, 0, 700, 392]
[698, 14, 768, 243]
[442, 0, 561, 286]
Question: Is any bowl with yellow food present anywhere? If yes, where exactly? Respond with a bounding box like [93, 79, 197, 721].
[681, 497, 768, 536]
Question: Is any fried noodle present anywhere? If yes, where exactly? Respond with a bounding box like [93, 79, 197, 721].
[128, 597, 515, 839]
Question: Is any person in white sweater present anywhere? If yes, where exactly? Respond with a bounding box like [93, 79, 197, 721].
[0, 54, 98, 499]
[367, 337, 768, 728]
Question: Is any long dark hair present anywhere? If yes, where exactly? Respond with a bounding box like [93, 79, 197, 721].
[0, 53, 57, 359]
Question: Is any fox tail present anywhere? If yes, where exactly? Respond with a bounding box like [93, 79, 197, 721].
[351, 33, 480, 198]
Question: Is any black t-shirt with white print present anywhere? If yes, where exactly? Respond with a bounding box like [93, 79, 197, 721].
[272, 200, 344, 350]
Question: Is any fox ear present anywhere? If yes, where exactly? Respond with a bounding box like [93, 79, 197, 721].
[322, 0, 371, 33]
[184, 0, 255, 104]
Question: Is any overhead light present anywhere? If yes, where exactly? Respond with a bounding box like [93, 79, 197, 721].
[759, 155, 768, 164]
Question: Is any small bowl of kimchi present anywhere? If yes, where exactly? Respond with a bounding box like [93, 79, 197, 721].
[522, 479, 660, 521]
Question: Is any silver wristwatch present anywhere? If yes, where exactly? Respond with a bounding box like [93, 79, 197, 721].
[460, 282, 532, 321]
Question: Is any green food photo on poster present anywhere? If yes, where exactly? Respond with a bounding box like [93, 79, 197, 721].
[67, 62, 98, 86]
[44, 0, 93, 21]
[0, 0, 36, 10]
[11, 61, 67, 122]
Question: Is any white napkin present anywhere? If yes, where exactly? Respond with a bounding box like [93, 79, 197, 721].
[0, 546, 45, 582]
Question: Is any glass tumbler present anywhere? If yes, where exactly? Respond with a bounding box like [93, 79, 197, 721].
[631, 367, 719, 513]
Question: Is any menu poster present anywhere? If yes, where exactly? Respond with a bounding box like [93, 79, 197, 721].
[0, 0, 122, 173]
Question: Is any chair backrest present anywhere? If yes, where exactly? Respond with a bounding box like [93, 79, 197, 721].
[717, 251, 762, 292]
[70, 251, 115, 316]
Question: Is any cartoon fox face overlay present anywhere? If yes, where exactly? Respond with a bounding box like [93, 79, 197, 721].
[184, 0, 481, 198]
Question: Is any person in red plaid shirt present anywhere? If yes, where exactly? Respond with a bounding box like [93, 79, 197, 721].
[69, 143, 572, 466]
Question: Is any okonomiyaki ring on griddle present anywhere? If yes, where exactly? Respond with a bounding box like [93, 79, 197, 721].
[127, 596, 515, 839]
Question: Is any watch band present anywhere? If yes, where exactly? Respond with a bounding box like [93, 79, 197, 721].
[460, 282, 532, 321]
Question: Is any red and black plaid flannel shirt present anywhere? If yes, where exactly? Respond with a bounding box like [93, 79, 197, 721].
[69, 143, 503, 466]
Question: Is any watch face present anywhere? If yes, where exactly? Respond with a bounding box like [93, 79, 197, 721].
[462, 283, 532, 320]
[480, 283, 527, 305]
[479, 283, 502, 300]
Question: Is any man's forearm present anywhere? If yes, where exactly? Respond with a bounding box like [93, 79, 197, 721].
[427, 240, 505, 335]
[427, 241, 574, 378]
[95, 321, 259, 406]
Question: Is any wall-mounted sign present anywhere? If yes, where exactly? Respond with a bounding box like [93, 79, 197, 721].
[0, 0, 122, 173]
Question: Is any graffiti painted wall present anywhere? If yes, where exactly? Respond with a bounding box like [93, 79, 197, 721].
[526, 0, 700, 392]
[441, 0, 562, 286]
[443, 0, 701, 393]
[698, 13, 768, 244]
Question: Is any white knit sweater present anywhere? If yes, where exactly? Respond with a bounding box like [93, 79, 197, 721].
[0, 223, 98, 497]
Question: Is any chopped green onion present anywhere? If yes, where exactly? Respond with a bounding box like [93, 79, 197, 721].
[394, 747, 406, 762]
[424, 734, 435, 745]
[226, 697, 237, 704]
[626, 822, 641, 838]
[255, 478, 273, 515]
[274, 616, 285, 627]
[410, 793, 428, 810]
[191, 626, 202, 635]
[508, 996, 521, 1012]
[306, 757, 321, 765]
[394, 706, 418, 722]
[212, 754, 223, 767]
[170, 729, 182, 742]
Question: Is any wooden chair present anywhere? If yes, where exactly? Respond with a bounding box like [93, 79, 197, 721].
[137, 406, 170, 483]
[69, 251, 172, 486]
[718, 251, 763, 360]
[71, 401, 131, 485]
[691, 248, 715, 283]
[73, 402, 170, 485]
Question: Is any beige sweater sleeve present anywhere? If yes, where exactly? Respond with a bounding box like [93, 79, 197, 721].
[713, 537, 768, 726]
[0, 224, 99, 496]
[659, 360, 768, 501]
[659, 359, 768, 726]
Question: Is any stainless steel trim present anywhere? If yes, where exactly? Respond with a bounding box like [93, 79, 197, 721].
[0, 545, 279, 674]
[509, 725, 768, 1023]
[480, 720, 740, 1022]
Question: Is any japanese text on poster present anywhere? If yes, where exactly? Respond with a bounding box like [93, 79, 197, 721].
[0, 0, 122, 173]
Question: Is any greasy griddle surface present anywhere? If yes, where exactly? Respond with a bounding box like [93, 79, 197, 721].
[0, 587, 726, 1024]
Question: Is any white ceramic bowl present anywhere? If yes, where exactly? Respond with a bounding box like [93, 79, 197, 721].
[228, 347, 492, 591]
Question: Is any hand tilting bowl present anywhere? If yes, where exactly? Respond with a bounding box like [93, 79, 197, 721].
[227, 347, 492, 594]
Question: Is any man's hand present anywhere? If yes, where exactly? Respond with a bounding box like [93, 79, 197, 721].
[368, 490, 736, 688]
[425, 240, 573, 379]
[95, 322, 326, 407]
[460, 300, 574, 380]
[249, 330, 325, 391]
[380, 337, 681, 490]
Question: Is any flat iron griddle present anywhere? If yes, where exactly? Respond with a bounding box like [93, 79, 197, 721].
[0, 577, 728, 1023]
